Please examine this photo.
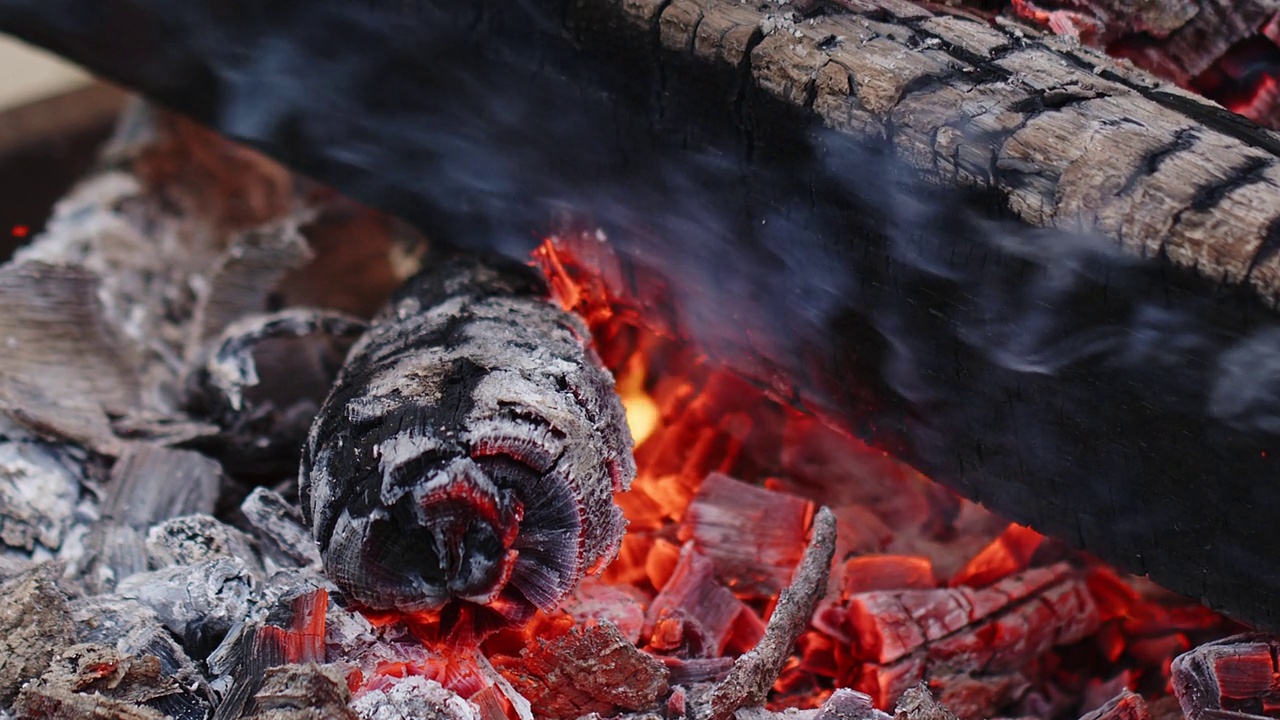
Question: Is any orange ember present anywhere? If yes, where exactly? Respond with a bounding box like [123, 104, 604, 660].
[350, 233, 1238, 719]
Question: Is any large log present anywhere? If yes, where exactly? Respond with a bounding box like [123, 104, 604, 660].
[5, 0, 1280, 630]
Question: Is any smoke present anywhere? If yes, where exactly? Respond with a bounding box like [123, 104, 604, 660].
[6, 0, 1280, 624]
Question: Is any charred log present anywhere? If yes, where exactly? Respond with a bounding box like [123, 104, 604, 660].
[300, 254, 636, 642]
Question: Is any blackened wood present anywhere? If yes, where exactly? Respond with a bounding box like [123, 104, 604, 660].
[300, 255, 635, 637]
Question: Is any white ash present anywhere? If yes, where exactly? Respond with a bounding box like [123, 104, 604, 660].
[0, 441, 82, 554]
[115, 556, 257, 643]
[350, 676, 480, 720]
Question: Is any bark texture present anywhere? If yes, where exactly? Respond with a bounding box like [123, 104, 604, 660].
[582, 0, 1280, 305]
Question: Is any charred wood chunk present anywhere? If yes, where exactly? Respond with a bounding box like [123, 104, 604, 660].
[13, 643, 206, 720]
[707, 507, 837, 720]
[644, 542, 765, 658]
[1171, 633, 1280, 720]
[300, 255, 634, 640]
[0, 439, 82, 556]
[495, 619, 669, 719]
[680, 472, 815, 599]
[1080, 689, 1152, 720]
[817, 688, 893, 720]
[0, 563, 74, 707]
[243, 663, 357, 720]
[239, 487, 323, 571]
[841, 564, 1100, 710]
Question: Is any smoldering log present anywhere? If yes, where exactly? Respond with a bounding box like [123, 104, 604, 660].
[16, 0, 1280, 633]
[300, 254, 635, 640]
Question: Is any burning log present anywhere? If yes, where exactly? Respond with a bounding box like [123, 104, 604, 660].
[300, 254, 636, 642]
[990, 0, 1280, 127]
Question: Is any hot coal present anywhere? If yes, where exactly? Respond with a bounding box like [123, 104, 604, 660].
[707, 507, 836, 720]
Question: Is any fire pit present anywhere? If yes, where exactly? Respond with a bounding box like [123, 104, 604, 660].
[3, 1, 1280, 719]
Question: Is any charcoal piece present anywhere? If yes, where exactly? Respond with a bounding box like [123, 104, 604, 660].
[185, 225, 316, 352]
[69, 596, 206, 690]
[146, 514, 262, 574]
[0, 552, 35, 581]
[679, 472, 814, 598]
[558, 577, 646, 645]
[73, 443, 224, 594]
[12, 643, 202, 720]
[1079, 690, 1151, 720]
[240, 487, 323, 571]
[895, 685, 959, 720]
[494, 620, 669, 719]
[659, 656, 735, 685]
[208, 588, 330, 720]
[208, 623, 290, 720]
[243, 663, 357, 720]
[103, 444, 222, 527]
[0, 263, 142, 454]
[0, 440, 82, 554]
[840, 564, 1100, 709]
[77, 524, 148, 595]
[189, 309, 366, 476]
[0, 563, 75, 706]
[348, 676, 480, 720]
[14, 690, 166, 719]
[115, 557, 256, 652]
[707, 507, 836, 720]
[1171, 633, 1278, 720]
[928, 672, 1031, 720]
[644, 543, 764, 658]
[300, 255, 635, 639]
[841, 556, 936, 595]
[817, 688, 893, 720]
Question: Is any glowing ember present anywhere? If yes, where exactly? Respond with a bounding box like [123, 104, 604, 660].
[348, 233, 1239, 719]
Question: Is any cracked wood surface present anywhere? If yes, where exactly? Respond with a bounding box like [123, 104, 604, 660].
[581, 0, 1280, 305]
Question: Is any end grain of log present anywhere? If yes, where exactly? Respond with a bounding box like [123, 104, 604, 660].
[301, 255, 635, 640]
